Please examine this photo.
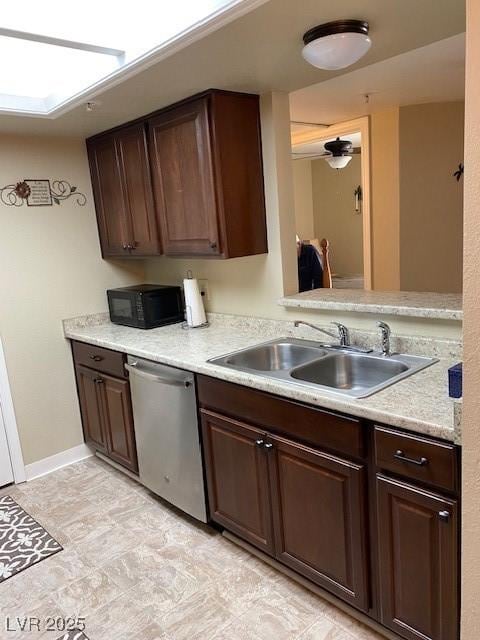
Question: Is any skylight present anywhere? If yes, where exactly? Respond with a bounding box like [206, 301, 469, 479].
[0, 0, 247, 116]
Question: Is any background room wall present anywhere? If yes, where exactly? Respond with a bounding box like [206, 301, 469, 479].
[399, 101, 464, 293]
[311, 154, 363, 277]
[0, 135, 144, 466]
[370, 107, 401, 291]
[291, 159, 315, 240]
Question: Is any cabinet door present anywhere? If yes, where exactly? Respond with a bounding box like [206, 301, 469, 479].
[75, 365, 107, 452]
[116, 124, 160, 256]
[201, 410, 274, 553]
[377, 475, 458, 640]
[148, 98, 221, 256]
[268, 435, 369, 611]
[100, 373, 138, 473]
[87, 135, 129, 257]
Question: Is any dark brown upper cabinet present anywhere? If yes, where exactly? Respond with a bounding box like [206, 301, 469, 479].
[148, 90, 267, 258]
[88, 90, 267, 259]
[87, 123, 160, 258]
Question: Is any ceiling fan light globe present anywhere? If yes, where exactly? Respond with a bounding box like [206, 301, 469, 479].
[302, 32, 371, 70]
[325, 155, 352, 169]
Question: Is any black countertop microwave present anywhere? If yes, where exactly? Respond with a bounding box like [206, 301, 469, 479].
[107, 285, 184, 329]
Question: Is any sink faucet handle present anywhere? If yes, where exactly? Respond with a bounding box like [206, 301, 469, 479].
[331, 322, 350, 347]
[377, 321, 391, 357]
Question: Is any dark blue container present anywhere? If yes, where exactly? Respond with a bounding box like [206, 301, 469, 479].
[448, 362, 463, 398]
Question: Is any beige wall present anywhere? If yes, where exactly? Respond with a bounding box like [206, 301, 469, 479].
[370, 108, 401, 291]
[292, 159, 315, 240]
[311, 154, 363, 276]
[0, 135, 144, 465]
[399, 102, 464, 293]
[461, 1, 480, 637]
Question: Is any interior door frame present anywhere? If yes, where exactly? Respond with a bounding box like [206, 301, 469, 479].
[291, 116, 372, 290]
[0, 337, 26, 483]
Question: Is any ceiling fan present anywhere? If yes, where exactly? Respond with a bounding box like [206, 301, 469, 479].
[292, 137, 360, 168]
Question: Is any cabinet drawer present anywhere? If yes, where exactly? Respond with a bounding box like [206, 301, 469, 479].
[374, 426, 458, 492]
[72, 341, 126, 378]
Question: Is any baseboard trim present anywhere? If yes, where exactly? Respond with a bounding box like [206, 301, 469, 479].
[25, 443, 94, 481]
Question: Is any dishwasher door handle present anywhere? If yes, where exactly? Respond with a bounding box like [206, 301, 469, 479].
[125, 363, 191, 388]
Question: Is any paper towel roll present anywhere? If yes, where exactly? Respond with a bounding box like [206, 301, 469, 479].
[183, 277, 207, 327]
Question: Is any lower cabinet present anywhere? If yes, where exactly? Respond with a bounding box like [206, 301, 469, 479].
[376, 475, 458, 640]
[201, 409, 370, 611]
[198, 376, 461, 640]
[76, 364, 108, 453]
[269, 435, 369, 610]
[200, 411, 274, 553]
[75, 363, 138, 473]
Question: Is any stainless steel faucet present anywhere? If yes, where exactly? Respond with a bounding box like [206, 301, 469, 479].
[293, 320, 348, 345]
[377, 321, 392, 357]
[293, 320, 372, 353]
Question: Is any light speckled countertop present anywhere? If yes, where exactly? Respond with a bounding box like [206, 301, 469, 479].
[279, 289, 463, 321]
[63, 313, 460, 444]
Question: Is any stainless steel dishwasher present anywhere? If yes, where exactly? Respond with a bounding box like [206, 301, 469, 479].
[125, 356, 207, 523]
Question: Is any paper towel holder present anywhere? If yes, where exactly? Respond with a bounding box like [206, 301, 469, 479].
[182, 270, 209, 330]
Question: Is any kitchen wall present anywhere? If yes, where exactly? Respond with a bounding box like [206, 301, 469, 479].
[311, 154, 363, 277]
[292, 159, 315, 240]
[0, 135, 144, 465]
[461, 1, 480, 636]
[399, 101, 464, 293]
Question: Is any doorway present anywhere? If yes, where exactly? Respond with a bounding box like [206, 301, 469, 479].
[291, 116, 372, 289]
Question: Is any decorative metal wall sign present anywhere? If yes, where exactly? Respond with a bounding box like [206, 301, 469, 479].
[0, 179, 87, 207]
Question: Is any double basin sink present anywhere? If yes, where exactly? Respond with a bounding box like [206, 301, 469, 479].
[209, 338, 437, 399]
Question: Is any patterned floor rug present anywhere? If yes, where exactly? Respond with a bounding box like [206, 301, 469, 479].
[57, 632, 90, 640]
[0, 495, 62, 583]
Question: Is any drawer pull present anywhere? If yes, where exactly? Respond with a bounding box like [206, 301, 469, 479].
[255, 439, 265, 448]
[94, 377, 104, 384]
[90, 355, 104, 362]
[394, 449, 428, 467]
[439, 510, 450, 522]
[264, 443, 274, 451]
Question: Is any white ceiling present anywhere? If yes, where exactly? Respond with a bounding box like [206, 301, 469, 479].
[0, 0, 465, 136]
[290, 33, 465, 126]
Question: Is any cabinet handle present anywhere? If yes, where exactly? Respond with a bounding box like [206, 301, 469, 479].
[264, 443, 274, 451]
[394, 449, 428, 466]
[94, 377, 104, 384]
[439, 510, 450, 522]
[255, 439, 264, 448]
[122, 244, 128, 250]
[209, 241, 217, 250]
[90, 355, 103, 362]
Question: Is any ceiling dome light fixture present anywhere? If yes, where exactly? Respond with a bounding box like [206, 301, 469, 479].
[302, 19, 371, 70]
[324, 137, 353, 169]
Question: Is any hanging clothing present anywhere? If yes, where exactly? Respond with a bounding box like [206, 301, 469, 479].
[298, 243, 323, 292]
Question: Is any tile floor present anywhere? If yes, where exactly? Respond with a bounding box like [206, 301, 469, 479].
[0, 457, 385, 640]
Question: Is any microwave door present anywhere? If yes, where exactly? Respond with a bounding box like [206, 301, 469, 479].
[109, 293, 138, 327]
